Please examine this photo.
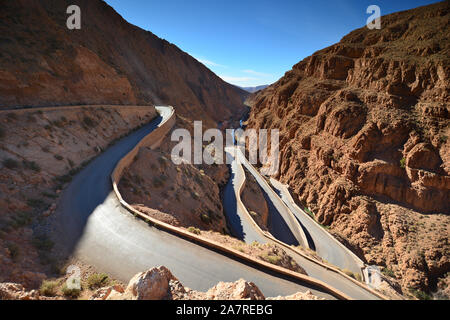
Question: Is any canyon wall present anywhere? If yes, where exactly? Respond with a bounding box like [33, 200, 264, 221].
[246, 2, 449, 297]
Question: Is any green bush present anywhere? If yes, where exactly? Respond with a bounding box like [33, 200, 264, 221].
[304, 207, 314, 218]
[342, 269, 362, 281]
[400, 157, 406, 168]
[10, 211, 33, 229]
[192, 192, 200, 200]
[61, 283, 81, 298]
[54, 154, 64, 161]
[83, 116, 96, 128]
[200, 214, 211, 224]
[260, 254, 281, 265]
[382, 267, 396, 278]
[409, 288, 432, 300]
[27, 199, 48, 209]
[152, 176, 166, 188]
[194, 174, 204, 186]
[187, 227, 201, 235]
[87, 273, 110, 289]
[40, 280, 59, 296]
[27, 198, 47, 209]
[6, 242, 20, 261]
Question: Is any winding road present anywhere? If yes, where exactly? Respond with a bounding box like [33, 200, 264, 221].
[55, 106, 339, 299]
[223, 147, 269, 244]
[223, 146, 381, 300]
[270, 179, 364, 276]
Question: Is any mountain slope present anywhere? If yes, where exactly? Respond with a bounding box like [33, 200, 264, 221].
[0, 0, 247, 124]
[246, 2, 449, 297]
[0, 0, 247, 289]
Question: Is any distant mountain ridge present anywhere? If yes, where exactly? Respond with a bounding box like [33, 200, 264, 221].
[239, 85, 269, 93]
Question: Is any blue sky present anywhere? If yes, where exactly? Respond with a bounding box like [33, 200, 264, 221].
[105, 0, 441, 87]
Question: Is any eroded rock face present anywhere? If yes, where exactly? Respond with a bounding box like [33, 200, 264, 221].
[246, 2, 450, 295]
[406, 143, 443, 172]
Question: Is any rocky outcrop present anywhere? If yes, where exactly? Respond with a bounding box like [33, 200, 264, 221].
[0, 0, 247, 125]
[90, 266, 321, 300]
[124, 266, 179, 300]
[246, 2, 449, 296]
[0, 283, 40, 300]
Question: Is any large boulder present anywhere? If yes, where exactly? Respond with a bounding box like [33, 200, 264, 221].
[124, 266, 177, 300]
[204, 279, 265, 300]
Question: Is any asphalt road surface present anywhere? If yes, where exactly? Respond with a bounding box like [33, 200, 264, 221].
[270, 179, 364, 276]
[223, 147, 380, 300]
[55, 106, 338, 299]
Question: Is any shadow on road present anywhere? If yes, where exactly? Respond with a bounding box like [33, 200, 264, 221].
[222, 168, 246, 240]
[56, 114, 164, 254]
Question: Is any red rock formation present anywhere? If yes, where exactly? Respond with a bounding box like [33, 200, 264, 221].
[247, 2, 449, 296]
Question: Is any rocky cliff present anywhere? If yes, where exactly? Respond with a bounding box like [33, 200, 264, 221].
[246, 2, 449, 298]
[0, 0, 247, 124]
